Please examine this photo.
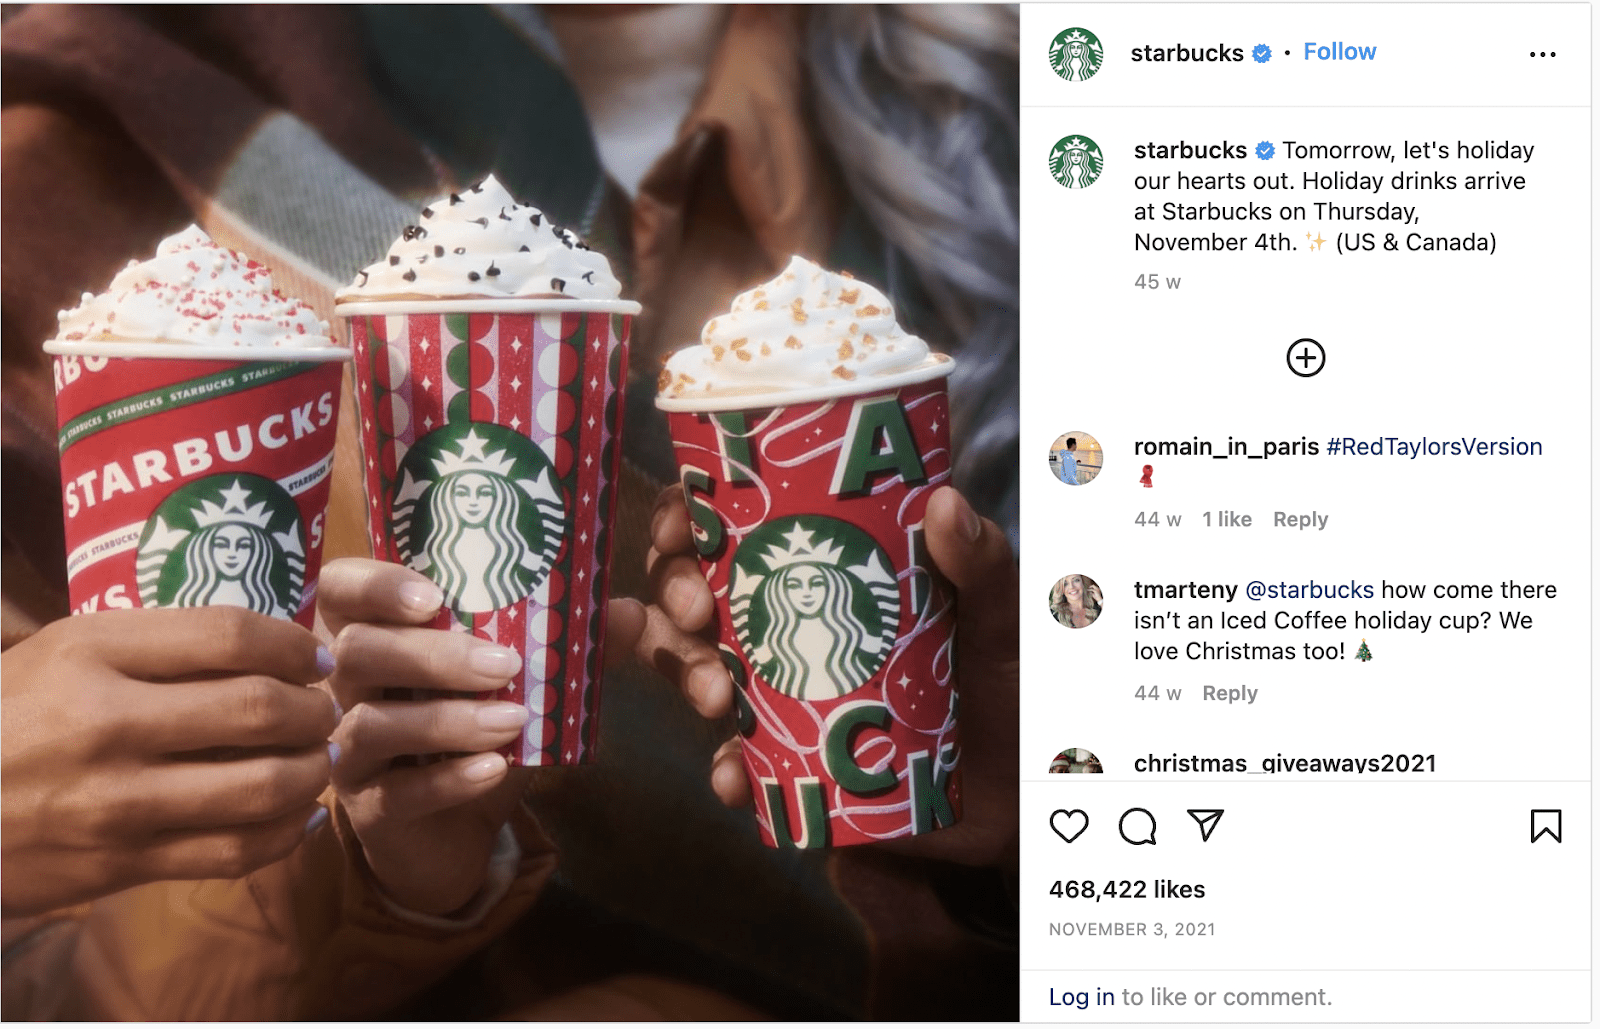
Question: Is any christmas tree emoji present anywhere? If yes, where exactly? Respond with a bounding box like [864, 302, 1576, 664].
[1355, 639, 1372, 662]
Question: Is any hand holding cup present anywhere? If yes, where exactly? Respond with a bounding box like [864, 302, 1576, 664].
[319, 558, 646, 916]
[0, 607, 337, 916]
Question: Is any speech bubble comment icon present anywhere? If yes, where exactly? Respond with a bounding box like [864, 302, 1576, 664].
[1050, 808, 1089, 843]
[1119, 807, 1157, 845]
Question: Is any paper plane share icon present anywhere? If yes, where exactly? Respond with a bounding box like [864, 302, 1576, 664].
[1187, 809, 1224, 842]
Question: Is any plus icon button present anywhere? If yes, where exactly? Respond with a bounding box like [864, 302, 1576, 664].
[1286, 338, 1326, 378]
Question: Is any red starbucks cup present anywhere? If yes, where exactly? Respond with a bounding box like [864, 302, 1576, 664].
[337, 299, 638, 767]
[43, 341, 350, 629]
[659, 356, 960, 849]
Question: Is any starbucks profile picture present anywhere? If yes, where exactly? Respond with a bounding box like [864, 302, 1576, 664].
[1049, 28, 1104, 82]
[730, 516, 899, 702]
[390, 422, 566, 614]
[1049, 135, 1103, 189]
[136, 474, 306, 619]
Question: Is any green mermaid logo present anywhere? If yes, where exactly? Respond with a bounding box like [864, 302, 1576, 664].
[391, 423, 565, 614]
[1049, 28, 1104, 82]
[1049, 135, 1104, 189]
[730, 516, 899, 701]
[137, 474, 305, 619]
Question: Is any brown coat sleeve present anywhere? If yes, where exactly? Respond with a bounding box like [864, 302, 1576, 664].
[2, 801, 557, 1020]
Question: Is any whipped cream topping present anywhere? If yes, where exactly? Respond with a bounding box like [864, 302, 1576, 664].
[336, 174, 621, 302]
[53, 226, 334, 348]
[658, 256, 937, 400]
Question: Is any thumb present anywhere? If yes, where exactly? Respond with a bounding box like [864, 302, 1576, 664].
[924, 486, 1018, 642]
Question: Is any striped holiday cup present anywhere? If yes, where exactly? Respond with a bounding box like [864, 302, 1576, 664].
[336, 299, 638, 767]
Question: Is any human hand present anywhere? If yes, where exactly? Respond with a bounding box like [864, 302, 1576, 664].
[319, 558, 646, 916]
[642, 484, 1018, 867]
[1, 608, 337, 916]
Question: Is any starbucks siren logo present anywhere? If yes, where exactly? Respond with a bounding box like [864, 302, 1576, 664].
[730, 516, 899, 701]
[1049, 27, 1104, 82]
[137, 474, 305, 619]
[391, 423, 565, 614]
[1050, 134, 1104, 189]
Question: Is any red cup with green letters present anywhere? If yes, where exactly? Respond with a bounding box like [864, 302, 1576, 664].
[658, 256, 962, 849]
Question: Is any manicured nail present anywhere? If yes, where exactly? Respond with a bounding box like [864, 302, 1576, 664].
[666, 575, 700, 613]
[399, 581, 444, 613]
[687, 663, 729, 709]
[327, 741, 342, 767]
[304, 806, 330, 835]
[954, 492, 981, 542]
[468, 645, 523, 679]
[477, 703, 531, 732]
[463, 753, 507, 782]
[330, 696, 345, 722]
[315, 646, 337, 678]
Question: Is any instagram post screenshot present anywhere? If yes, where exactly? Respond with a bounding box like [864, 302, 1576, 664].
[1023, 2, 1592, 1023]
[0, 2, 1592, 1026]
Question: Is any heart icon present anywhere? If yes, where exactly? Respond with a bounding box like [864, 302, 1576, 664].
[1049, 808, 1089, 844]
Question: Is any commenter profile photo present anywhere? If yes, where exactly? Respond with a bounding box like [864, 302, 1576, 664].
[1048, 430, 1101, 485]
[1049, 573, 1103, 628]
[1050, 748, 1103, 773]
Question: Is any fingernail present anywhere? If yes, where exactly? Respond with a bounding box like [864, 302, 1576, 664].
[954, 492, 981, 542]
[666, 576, 699, 613]
[399, 581, 444, 613]
[463, 753, 507, 782]
[315, 646, 337, 678]
[304, 806, 330, 835]
[327, 741, 342, 767]
[476, 703, 531, 732]
[469, 645, 523, 679]
[688, 663, 728, 708]
[330, 696, 345, 722]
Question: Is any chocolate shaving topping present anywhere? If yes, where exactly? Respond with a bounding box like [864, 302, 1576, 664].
[454, 247, 466, 255]
[358, 270, 369, 286]
[529, 212, 542, 227]
[421, 206, 434, 219]
[470, 180, 484, 193]
[582, 271, 594, 283]
[486, 263, 500, 277]
[402, 269, 417, 282]
[498, 208, 514, 221]
[470, 217, 488, 228]
[434, 245, 445, 257]
[551, 277, 566, 293]
[519, 245, 530, 252]
[401, 225, 427, 241]
[449, 193, 462, 205]
[389, 256, 400, 266]
[467, 271, 481, 282]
